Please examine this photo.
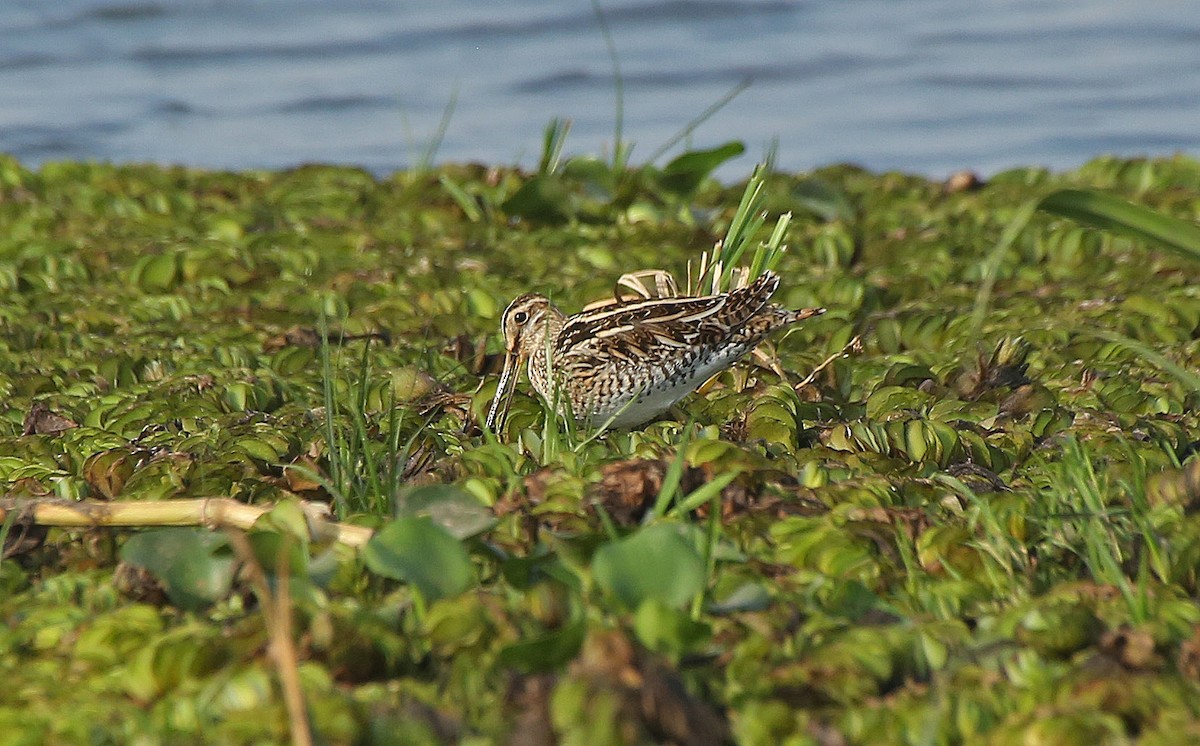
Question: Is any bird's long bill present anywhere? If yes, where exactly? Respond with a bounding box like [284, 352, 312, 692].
[484, 350, 523, 433]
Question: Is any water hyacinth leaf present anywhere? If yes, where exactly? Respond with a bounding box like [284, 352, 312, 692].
[257, 499, 313, 543]
[560, 155, 616, 197]
[129, 252, 180, 293]
[270, 345, 315, 376]
[1074, 327, 1200, 394]
[465, 288, 498, 319]
[119, 528, 234, 610]
[501, 174, 572, 222]
[1039, 188, 1200, 262]
[791, 178, 856, 223]
[658, 141, 746, 197]
[496, 616, 586, 672]
[362, 516, 474, 602]
[705, 582, 772, 615]
[423, 594, 492, 651]
[82, 448, 138, 499]
[123, 625, 222, 702]
[971, 199, 1038, 332]
[391, 366, 437, 402]
[396, 484, 496, 539]
[865, 385, 933, 420]
[246, 530, 310, 578]
[72, 606, 164, 668]
[501, 553, 583, 593]
[591, 522, 705, 610]
[632, 599, 711, 655]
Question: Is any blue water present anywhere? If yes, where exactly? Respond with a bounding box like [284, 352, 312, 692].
[2, 0, 1198, 178]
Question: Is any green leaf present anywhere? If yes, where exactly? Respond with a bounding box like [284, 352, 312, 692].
[130, 252, 180, 293]
[538, 117, 572, 175]
[501, 175, 572, 223]
[718, 163, 770, 288]
[258, 499, 313, 542]
[972, 198, 1038, 332]
[246, 530, 310, 578]
[591, 523, 705, 610]
[496, 617, 586, 672]
[706, 582, 772, 615]
[396, 484, 496, 539]
[560, 155, 616, 196]
[362, 516, 474, 602]
[120, 528, 234, 611]
[438, 174, 483, 222]
[670, 469, 741, 516]
[1039, 188, 1200, 263]
[632, 599, 711, 655]
[658, 141, 745, 197]
[791, 178, 855, 223]
[1074, 327, 1200, 394]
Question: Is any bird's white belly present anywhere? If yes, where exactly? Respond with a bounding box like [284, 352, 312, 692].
[586, 349, 747, 428]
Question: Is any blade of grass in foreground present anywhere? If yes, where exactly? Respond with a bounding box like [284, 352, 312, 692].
[1039, 188, 1200, 263]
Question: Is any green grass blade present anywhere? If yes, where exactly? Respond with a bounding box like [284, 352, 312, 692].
[670, 469, 740, 517]
[438, 175, 483, 222]
[318, 317, 346, 515]
[692, 494, 723, 620]
[645, 77, 752, 164]
[1039, 188, 1200, 263]
[538, 118, 572, 175]
[417, 87, 458, 172]
[589, 0, 626, 173]
[0, 509, 16, 570]
[718, 165, 769, 290]
[747, 211, 791, 280]
[650, 424, 694, 520]
[971, 199, 1038, 334]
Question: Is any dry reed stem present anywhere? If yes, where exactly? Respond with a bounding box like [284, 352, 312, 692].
[227, 530, 313, 746]
[0, 497, 374, 547]
[796, 335, 863, 390]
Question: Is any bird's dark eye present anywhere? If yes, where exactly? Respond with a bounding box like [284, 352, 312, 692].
[513, 311, 529, 324]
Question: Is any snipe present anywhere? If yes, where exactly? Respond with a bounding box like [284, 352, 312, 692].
[484, 271, 824, 431]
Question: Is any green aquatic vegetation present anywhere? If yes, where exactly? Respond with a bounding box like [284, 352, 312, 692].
[1, 151, 1199, 743]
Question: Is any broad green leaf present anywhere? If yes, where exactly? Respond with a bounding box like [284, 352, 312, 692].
[1039, 188, 1200, 263]
[496, 617, 586, 672]
[561, 155, 616, 196]
[396, 484, 496, 539]
[632, 599, 711, 655]
[706, 582, 772, 615]
[658, 141, 745, 197]
[1075, 326, 1200, 393]
[501, 174, 572, 223]
[246, 530, 309, 578]
[362, 516, 474, 602]
[130, 252, 180, 292]
[591, 523, 705, 610]
[120, 528, 234, 611]
[791, 178, 856, 223]
[501, 553, 583, 593]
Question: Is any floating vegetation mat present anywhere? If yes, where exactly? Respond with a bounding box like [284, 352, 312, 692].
[0, 152, 1199, 744]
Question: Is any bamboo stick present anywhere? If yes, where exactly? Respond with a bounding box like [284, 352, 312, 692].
[0, 497, 374, 547]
